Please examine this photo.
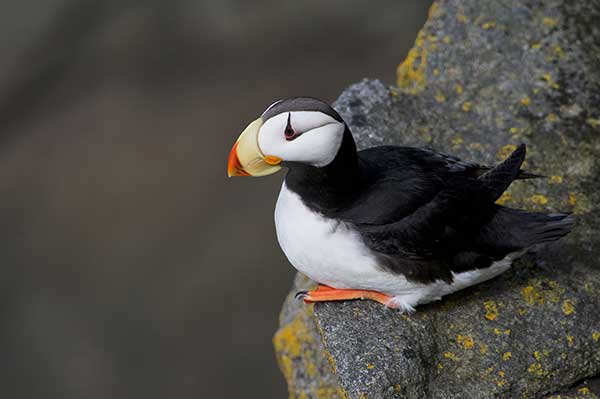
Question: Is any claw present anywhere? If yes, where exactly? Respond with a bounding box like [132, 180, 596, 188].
[295, 290, 308, 300]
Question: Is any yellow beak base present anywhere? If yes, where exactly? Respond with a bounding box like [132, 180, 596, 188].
[227, 118, 282, 177]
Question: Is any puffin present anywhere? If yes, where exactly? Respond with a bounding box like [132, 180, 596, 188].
[227, 97, 573, 313]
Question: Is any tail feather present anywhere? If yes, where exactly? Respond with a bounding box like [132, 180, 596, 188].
[478, 144, 527, 202]
[478, 207, 574, 255]
[525, 212, 574, 245]
[476, 167, 544, 179]
[517, 170, 545, 179]
[474, 144, 572, 256]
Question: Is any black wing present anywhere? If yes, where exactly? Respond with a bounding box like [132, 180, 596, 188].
[343, 145, 532, 283]
[335, 146, 491, 225]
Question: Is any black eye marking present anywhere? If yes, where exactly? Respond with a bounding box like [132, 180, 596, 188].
[284, 113, 302, 141]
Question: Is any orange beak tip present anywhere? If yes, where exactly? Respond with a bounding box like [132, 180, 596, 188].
[227, 142, 249, 177]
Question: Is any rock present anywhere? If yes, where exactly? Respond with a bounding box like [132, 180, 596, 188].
[273, 0, 600, 398]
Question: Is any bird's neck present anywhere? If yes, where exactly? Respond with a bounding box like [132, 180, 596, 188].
[284, 127, 361, 214]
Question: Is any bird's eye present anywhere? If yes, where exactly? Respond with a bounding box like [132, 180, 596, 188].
[284, 113, 302, 141]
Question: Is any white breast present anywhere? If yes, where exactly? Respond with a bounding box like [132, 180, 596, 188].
[273, 182, 514, 308]
[274, 183, 386, 290]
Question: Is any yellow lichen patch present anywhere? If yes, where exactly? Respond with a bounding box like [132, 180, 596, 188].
[304, 353, 317, 378]
[531, 195, 549, 206]
[521, 286, 538, 305]
[546, 113, 559, 122]
[274, 314, 308, 358]
[314, 387, 347, 399]
[509, 127, 520, 134]
[518, 308, 527, 316]
[592, 332, 600, 342]
[542, 73, 560, 89]
[586, 118, 600, 128]
[444, 351, 459, 360]
[531, 43, 542, 50]
[452, 136, 464, 146]
[394, 384, 402, 392]
[457, 335, 475, 349]
[484, 300, 499, 321]
[366, 363, 375, 370]
[495, 370, 507, 387]
[397, 31, 431, 94]
[578, 387, 592, 395]
[443, 35, 451, 44]
[497, 144, 517, 160]
[435, 91, 446, 102]
[427, 2, 439, 18]
[542, 17, 557, 27]
[461, 101, 472, 112]
[279, 355, 294, 391]
[494, 328, 511, 336]
[553, 46, 565, 59]
[455, 84, 463, 94]
[520, 96, 531, 106]
[304, 361, 317, 378]
[527, 362, 547, 377]
[566, 334, 574, 347]
[545, 281, 564, 302]
[273, 310, 316, 394]
[457, 12, 469, 23]
[479, 343, 488, 355]
[323, 349, 338, 374]
[562, 299, 575, 315]
[495, 191, 512, 205]
[469, 142, 484, 151]
[503, 352, 512, 361]
[482, 21, 496, 29]
[433, 68, 440, 76]
[550, 175, 563, 184]
[533, 351, 542, 361]
[521, 279, 565, 306]
[568, 192, 577, 206]
[571, 192, 591, 215]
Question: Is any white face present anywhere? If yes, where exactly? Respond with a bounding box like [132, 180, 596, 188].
[257, 110, 345, 168]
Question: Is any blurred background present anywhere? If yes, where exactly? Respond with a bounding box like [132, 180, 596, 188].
[0, 1, 431, 397]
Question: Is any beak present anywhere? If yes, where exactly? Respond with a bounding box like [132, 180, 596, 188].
[227, 118, 282, 177]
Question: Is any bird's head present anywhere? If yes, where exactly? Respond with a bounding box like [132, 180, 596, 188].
[227, 97, 346, 177]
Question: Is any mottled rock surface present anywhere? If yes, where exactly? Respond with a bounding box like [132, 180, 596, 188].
[273, 0, 600, 398]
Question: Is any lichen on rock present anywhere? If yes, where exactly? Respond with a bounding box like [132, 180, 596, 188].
[274, 0, 600, 398]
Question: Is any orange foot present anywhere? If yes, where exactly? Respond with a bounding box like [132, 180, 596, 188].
[295, 284, 395, 308]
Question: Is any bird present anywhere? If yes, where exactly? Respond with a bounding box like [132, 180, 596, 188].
[227, 97, 573, 313]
